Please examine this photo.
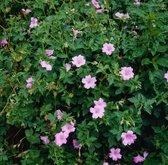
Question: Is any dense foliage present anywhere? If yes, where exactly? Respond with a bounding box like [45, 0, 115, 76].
[0, 0, 168, 164]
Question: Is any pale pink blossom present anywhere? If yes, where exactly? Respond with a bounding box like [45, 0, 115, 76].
[21, 9, 32, 13]
[133, 152, 148, 163]
[119, 67, 134, 80]
[56, 109, 63, 121]
[92, 0, 100, 8]
[109, 148, 122, 161]
[65, 63, 71, 71]
[40, 61, 52, 71]
[72, 139, 81, 149]
[94, 98, 106, 108]
[82, 75, 97, 89]
[115, 12, 130, 19]
[72, 28, 82, 38]
[54, 131, 68, 146]
[96, 8, 104, 13]
[102, 43, 115, 55]
[0, 38, 7, 47]
[121, 130, 137, 146]
[26, 83, 32, 89]
[62, 123, 75, 134]
[134, 0, 141, 5]
[90, 105, 105, 119]
[30, 17, 38, 28]
[72, 55, 86, 67]
[164, 71, 168, 82]
[45, 49, 54, 56]
[103, 162, 109, 165]
[26, 77, 34, 83]
[40, 136, 50, 144]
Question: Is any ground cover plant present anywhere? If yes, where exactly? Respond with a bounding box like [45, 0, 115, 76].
[0, 0, 168, 164]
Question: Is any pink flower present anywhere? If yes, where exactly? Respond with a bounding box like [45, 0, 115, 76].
[92, 0, 100, 8]
[82, 75, 97, 89]
[62, 123, 75, 134]
[164, 71, 168, 82]
[72, 55, 86, 67]
[90, 105, 105, 119]
[109, 148, 122, 161]
[121, 130, 137, 146]
[21, 9, 32, 13]
[65, 63, 71, 72]
[103, 162, 109, 165]
[94, 98, 106, 108]
[133, 152, 148, 163]
[96, 8, 104, 13]
[1, 38, 7, 47]
[72, 139, 81, 149]
[40, 136, 50, 144]
[102, 43, 115, 55]
[72, 28, 82, 38]
[119, 67, 134, 80]
[30, 17, 38, 28]
[115, 12, 130, 19]
[134, 0, 141, 5]
[26, 83, 32, 89]
[26, 77, 34, 83]
[54, 131, 68, 146]
[56, 109, 63, 121]
[40, 61, 52, 71]
[45, 49, 54, 56]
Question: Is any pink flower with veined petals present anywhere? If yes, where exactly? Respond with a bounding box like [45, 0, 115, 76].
[82, 75, 97, 89]
[0, 38, 7, 47]
[103, 162, 109, 165]
[45, 49, 54, 56]
[94, 98, 106, 108]
[109, 148, 122, 161]
[96, 8, 104, 13]
[40, 136, 50, 144]
[65, 63, 71, 71]
[133, 152, 148, 163]
[102, 43, 115, 55]
[62, 123, 75, 135]
[30, 17, 38, 28]
[21, 9, 32, 13]
[119, 67, 134, 80]
[164, 71, 168, 82]
[54, 131, 68, 146]
[90, 105, 105, 119]
[72, 55, 85, 67]
[92, 0, 100, 8]
[72, 139, 81, 149]
[121, 130, 137, 146]
[56, 109, 63, 121]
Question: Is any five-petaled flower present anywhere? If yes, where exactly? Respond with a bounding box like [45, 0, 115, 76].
[54, 132, 69, 147]
[102, 43, 115, 55]
[82, 75, 97, 89]
[121, 130, 137, 146]
[90, 105, 105, 119]
[119, 67, 134, 80]
[109, 148, 122, 161]
[72, 55, 86, 67]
